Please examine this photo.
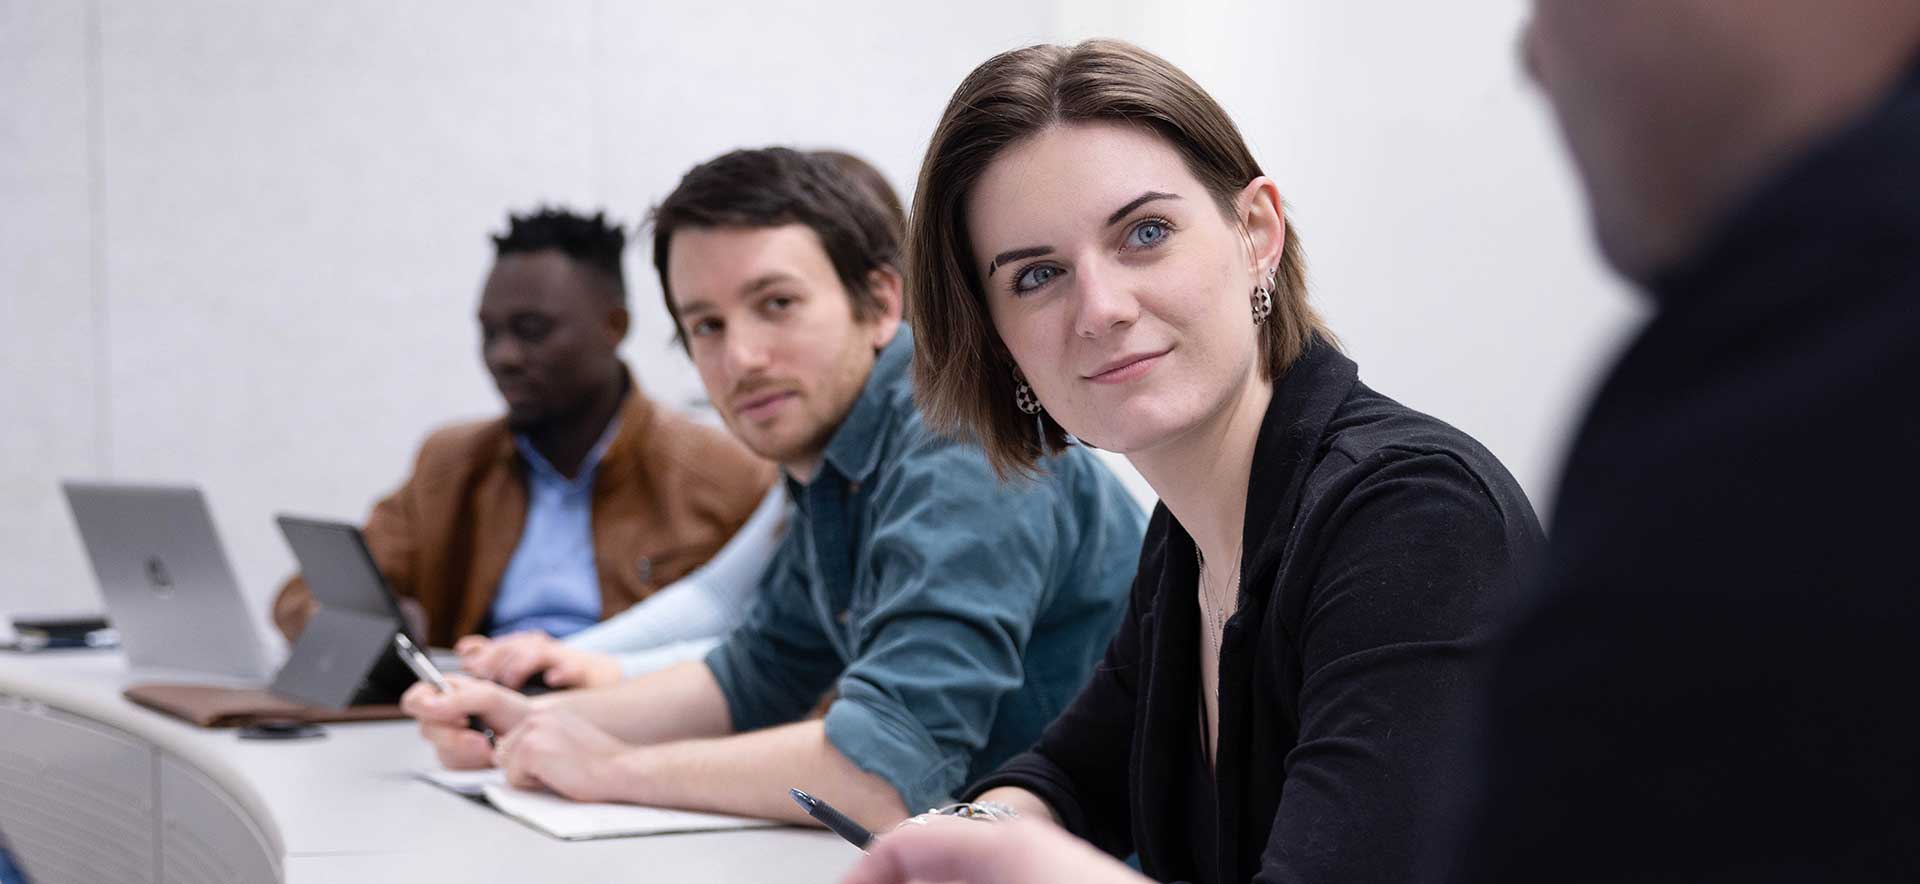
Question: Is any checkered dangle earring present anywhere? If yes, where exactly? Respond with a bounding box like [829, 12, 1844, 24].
[1251, 266, 1276, 325]
[1013, 366, 1044, 415]
[1012, 365, 1047, 442]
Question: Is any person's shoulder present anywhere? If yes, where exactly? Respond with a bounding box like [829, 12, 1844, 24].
[645, 403, 748, 458]
[1305, 383, 1538, 532]
[407, 414, 511, 484]
[868, 396, 1066, 531]
[639, 403, 772, 490]
[1320, 385, 1512, 482]
[1321, 383, 1471, 456]
[417, 414, 507, 449]
[873, 362, 976, 468]
[879, 357, 939, 438]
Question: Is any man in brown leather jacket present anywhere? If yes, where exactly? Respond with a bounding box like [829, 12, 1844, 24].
[272, 208, 773, 647]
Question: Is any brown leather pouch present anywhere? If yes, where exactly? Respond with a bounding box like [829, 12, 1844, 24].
[124, 682, 404, 728]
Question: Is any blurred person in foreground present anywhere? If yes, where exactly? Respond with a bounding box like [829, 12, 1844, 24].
[1459, 1, 1920, 880]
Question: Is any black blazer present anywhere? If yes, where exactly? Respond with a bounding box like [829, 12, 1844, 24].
[968, 341, 1543, 884]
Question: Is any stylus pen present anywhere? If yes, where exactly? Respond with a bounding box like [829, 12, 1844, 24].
[790, 788, 875, 852]
[392, 632, 496, 748]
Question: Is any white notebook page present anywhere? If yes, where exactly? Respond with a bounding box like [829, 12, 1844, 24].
[417, 768, 782, 841]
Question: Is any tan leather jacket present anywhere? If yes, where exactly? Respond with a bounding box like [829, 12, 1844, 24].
[271, 386, 774, 646]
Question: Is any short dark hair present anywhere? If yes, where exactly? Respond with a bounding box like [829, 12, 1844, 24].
[648, 148, 904, 348]
[812, 149, 907, 235]
[492, 207, 628, 303]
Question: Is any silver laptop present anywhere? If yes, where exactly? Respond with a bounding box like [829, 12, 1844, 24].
[60, 481, 276, 683]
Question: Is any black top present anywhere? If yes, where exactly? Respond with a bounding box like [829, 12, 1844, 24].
[1455, 62, 1920, 882]
[967, 342, 1543, 884]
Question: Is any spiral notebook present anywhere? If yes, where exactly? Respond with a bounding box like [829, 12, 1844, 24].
[418, 769, 782, 840]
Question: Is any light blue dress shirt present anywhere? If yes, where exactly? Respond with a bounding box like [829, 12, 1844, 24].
[488, 420, 620, 638]
[565, 484, 789, 676]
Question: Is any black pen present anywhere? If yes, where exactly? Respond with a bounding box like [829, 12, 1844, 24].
[790, 787, 874, 851]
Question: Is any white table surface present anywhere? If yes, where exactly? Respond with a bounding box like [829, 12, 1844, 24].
[0, 649, 861, 883]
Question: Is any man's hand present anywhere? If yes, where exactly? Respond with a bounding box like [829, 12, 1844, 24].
[494, 709, 635, 803]
[454, 632, 624, 689]
[399, 674, 533, 769]
[845, 819, 1148, 884]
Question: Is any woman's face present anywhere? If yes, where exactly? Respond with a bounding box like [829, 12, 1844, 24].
[967, 121, 1281, 457]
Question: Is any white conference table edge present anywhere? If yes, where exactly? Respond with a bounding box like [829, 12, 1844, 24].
[0, 650, 859, 882]
[0, 652, 286, 859]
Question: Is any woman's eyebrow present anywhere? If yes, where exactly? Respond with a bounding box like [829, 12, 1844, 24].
[984, 191, 1182, 277]
[987, 246, 1053, 278]
[1106, 191, 1180, 225]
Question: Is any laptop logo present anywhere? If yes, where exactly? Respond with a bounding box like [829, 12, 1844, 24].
[144, 556, 176, 598]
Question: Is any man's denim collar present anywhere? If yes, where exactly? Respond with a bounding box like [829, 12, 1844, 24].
[803, 330, 913, 488]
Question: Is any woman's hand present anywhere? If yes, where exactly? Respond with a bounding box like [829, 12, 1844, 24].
[846, 818, 1147, 884]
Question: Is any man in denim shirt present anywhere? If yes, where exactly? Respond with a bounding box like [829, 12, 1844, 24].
[403, 148, 1145, 830]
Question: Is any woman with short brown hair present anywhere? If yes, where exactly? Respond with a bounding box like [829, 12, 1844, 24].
[855, 40, 1543, 884]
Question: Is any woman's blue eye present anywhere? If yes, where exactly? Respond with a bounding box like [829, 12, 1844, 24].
[1129, 220, 1169, 248]
[1015, 264, 1061, 293]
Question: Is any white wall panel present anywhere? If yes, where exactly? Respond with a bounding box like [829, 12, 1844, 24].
[96, 1, 602, 628]
[5, 0, 1639, 632]
[0, 0, 102, 616]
